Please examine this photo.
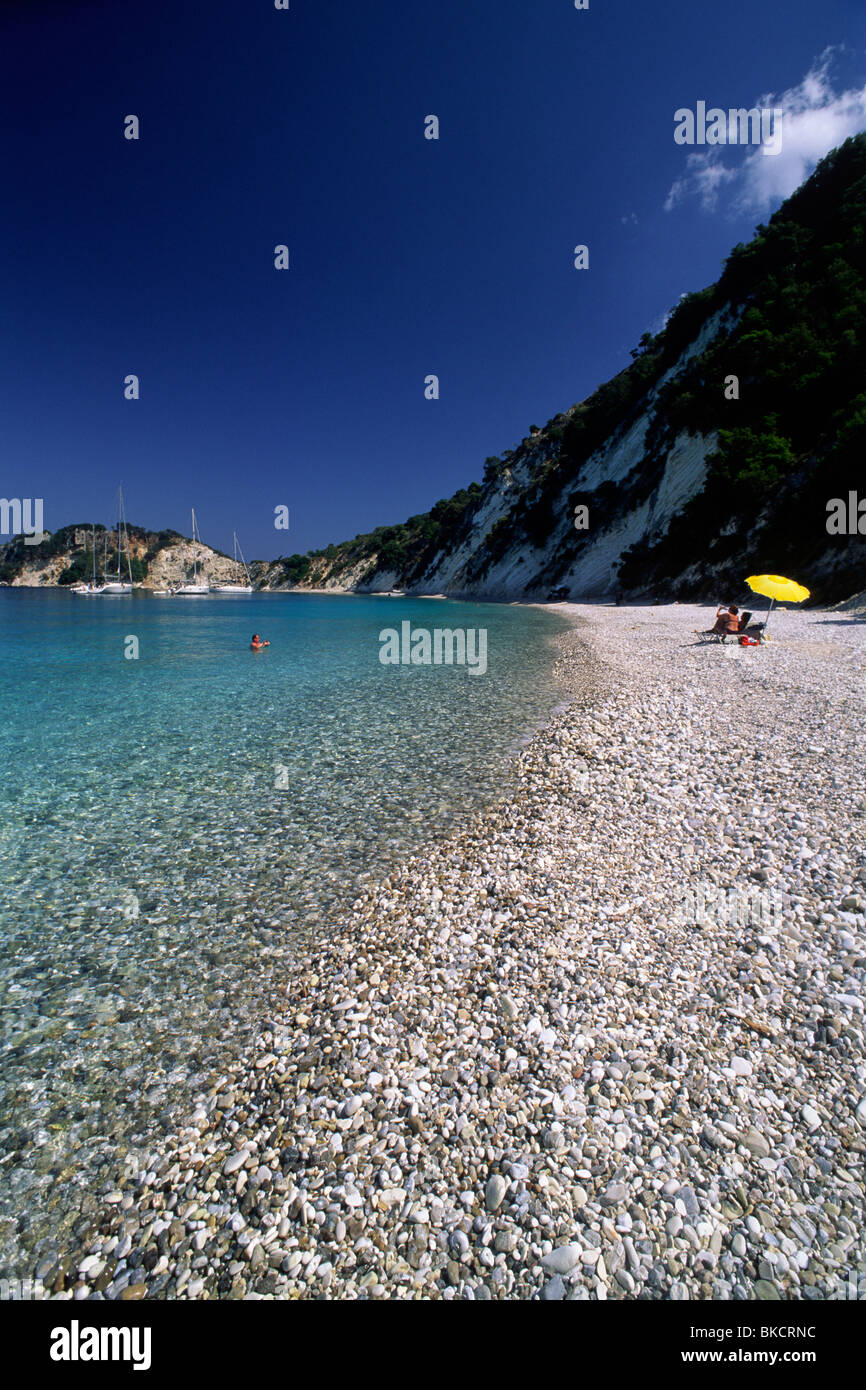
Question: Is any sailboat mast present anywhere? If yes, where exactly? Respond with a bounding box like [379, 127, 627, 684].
[119, 487, 133, 584]
[237, 534, 251, 587]
[92, 524, 96, 586]
[192, 509, 197, 584]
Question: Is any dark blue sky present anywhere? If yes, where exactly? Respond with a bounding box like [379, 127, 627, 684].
[2, 0, 864, 559]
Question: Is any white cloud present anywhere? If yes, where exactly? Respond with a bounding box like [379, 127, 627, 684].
[665, 50, 866, 216]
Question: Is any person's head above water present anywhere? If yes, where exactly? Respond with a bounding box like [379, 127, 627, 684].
[252, 633, 259, 641]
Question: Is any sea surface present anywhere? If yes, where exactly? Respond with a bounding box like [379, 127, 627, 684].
[0, 589, 568, 1273]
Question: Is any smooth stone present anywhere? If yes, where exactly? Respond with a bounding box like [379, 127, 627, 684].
[755, 1279, 782, 1301]
[676, 1186, 700, 1218]
[541, 1275, 566, 1301]
[741, 1129, 771, 1158]
[485, 1174, 508, 1213]
[541, 1244, 581, 1276]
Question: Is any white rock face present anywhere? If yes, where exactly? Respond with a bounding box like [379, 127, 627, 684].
[145, 541, 237, 589]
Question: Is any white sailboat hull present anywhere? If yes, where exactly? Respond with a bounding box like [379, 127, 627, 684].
[210, 584, 253, 594]
[102, 582, 133, 594]
[172, 584, 211, 596]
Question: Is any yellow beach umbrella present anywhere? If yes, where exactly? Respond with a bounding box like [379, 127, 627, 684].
[746, 574, 810, 634]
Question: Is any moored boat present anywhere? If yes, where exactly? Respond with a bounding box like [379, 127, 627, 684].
[172, 509, 211, 594]
[102, 489, 135, 594]
[211, 531, 253, 593]
[72, 524, 105, 595]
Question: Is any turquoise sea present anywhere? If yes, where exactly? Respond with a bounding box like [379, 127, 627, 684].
[0, 589, 568, 1273]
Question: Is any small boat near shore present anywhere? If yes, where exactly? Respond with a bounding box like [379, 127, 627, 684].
[72, 524, 105, 595]
[103, 488, 134, 594]
[172, 509, 211, 595]
[211, 532, 253, 593]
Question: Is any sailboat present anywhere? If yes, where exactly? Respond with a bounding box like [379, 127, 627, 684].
[172, 509, 211, 595]
[103, 488, 134, 594]
[72, 524, 105, 595]
[211, 532, 254, 593]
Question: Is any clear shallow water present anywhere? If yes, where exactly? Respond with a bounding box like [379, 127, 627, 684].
[0, 589, 567, 1270]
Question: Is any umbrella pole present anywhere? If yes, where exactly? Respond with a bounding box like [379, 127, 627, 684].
[763, 596, 775, 636]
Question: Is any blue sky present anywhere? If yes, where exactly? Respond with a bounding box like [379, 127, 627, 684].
[2, 0, 864, 559]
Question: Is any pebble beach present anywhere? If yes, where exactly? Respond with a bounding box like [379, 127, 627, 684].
[35, 602, 866, 1302]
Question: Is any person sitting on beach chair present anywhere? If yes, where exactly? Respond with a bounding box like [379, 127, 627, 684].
[696, 605, 754, 643]
[713, 605, 740, 635]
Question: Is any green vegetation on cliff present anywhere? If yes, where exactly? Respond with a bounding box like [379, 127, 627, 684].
[270, 485, 484, 589]
[618, 133, 866, 600]
[1, 523, 191, 586]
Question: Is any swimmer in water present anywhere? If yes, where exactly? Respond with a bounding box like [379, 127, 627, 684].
[250, 632, 270, 650]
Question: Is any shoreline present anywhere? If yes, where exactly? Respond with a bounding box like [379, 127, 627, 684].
[29, 604, 866, 1300]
